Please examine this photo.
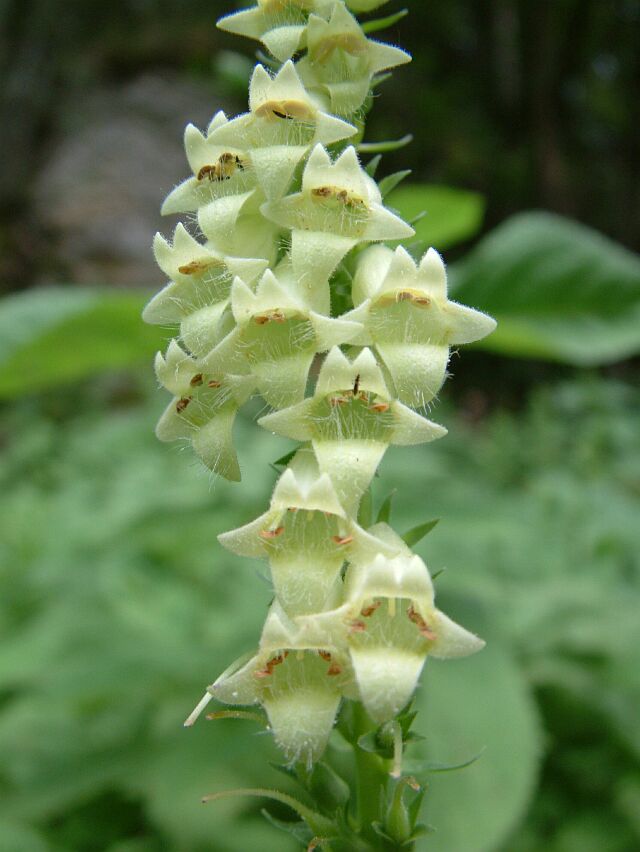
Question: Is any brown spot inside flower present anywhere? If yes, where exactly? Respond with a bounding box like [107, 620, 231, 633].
[259, 527, 285, 540]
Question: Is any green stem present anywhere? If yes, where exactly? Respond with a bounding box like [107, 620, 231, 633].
[353, 703, 389, 842]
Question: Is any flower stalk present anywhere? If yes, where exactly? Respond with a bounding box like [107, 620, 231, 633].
[145, 0, 496, 846]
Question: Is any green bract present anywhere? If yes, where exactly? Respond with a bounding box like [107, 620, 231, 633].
[146, 2, 497, 835]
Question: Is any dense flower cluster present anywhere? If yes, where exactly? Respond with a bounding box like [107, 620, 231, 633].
[145, 0, 496, 768]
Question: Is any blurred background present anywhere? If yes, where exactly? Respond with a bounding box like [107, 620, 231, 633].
[1, 1, 639, 850]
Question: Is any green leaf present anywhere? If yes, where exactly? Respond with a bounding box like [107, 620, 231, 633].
[361, 8, 408, 34]
[0, 287, 165, 398]
[402, 518, 439, 547]
[364, 154, 382, 177]
[202, 788, 336, 837]
[261, 810, 313, 844]
[378, 170, 411, 199]
[376, 489, 396, 524]
[387, 184, 485, 250]
[414, 639, 541, 852]
[450, 212, 640, 366]
[357, 134, 413, 154]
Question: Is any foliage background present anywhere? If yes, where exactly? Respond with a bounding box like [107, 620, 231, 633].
[1, 1, 639, 850]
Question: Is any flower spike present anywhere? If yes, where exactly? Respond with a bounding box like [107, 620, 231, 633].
[147, 0, 497, 808]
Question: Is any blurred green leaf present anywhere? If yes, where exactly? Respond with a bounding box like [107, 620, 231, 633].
[0, 287, 165, 398]
[387, 184, 485, 250]
[415, 641, 541, 852]
[450, 212, 640, 365]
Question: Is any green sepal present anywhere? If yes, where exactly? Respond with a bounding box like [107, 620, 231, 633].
[370, 821, 396, 843]
[378, 169, 411, 199]
[269, 761, 302, 786]
[272, 448, 298, 468]
[410, 822, 435, 839]
[361, 8, 409, 35]
[384, 779, 413, 844]
[309, 762, 352, 813]
[365, 154, 382, 177]
[356, 719, 422, 760]
[376, 489, 396, 524]
[405, 749, 485, 774]
[402, 518, 440, 546]
[334, 699, 359, 746]
[408, 787, 426, 825]
[261, 810, 313, 844]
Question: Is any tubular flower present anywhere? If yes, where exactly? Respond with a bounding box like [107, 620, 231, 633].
[148, 2, 497, 827]
[297, 3, 410, 116]
[203, 604, 352, 767]
[143, 224, 268, 358]
[218, 448, 402, 615]
[154, 341, 254, 480]
[262, 143, 414, 284]
[218, 0, 339, 63]
[209, 265, 363, 408]
[297, 527, 484, 723]
[350, 244, 497, 408]
[205, 61, 356, 201]
[258, 346, 446, 512]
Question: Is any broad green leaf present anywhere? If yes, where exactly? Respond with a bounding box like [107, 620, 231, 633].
[0, 287, 165, 398]
[414, 638, 541, 852]
[387, 184, 485, 250]
[450, 212, 640, 365]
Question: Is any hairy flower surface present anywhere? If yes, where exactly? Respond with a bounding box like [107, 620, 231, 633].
[262, 143, 414, 284]
[259, 346, 446, 511]
[295, 527, 484, 722]
[219, 449, 401, 614]
[297, 3, 410, 115]
[350, 244, 497, 407]
[210, 605, 351, 766]
[218, 0, 339, 62]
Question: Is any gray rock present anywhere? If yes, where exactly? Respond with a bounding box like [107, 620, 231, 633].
[34, 73, 235, 288]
